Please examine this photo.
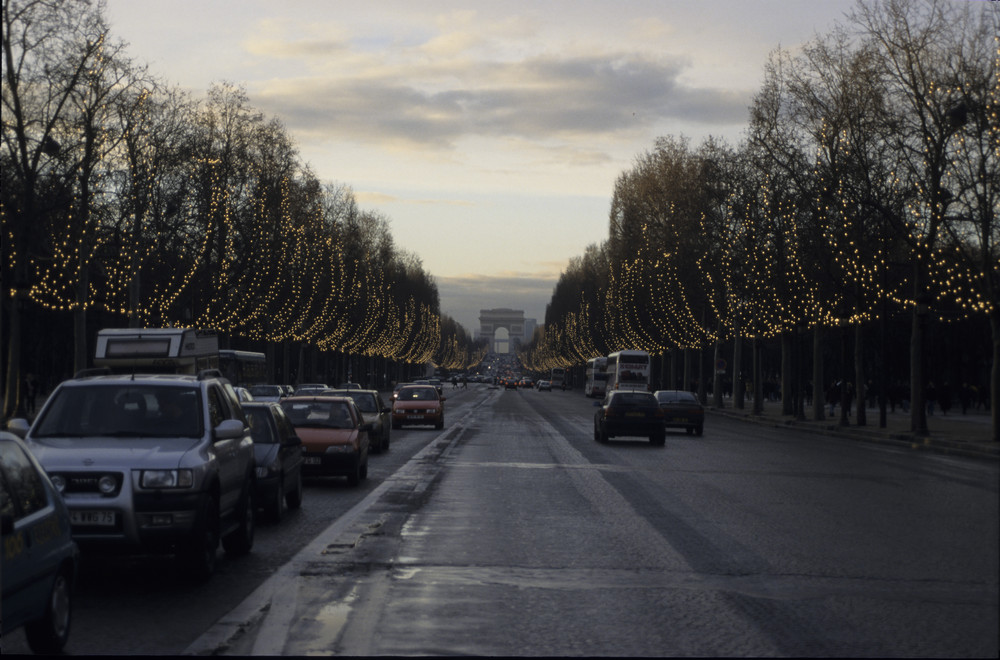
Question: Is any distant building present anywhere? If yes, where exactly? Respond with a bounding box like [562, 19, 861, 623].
[477, 308, 535, 354]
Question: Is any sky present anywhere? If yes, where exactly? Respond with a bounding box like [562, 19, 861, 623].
[103, 0, 860, 336]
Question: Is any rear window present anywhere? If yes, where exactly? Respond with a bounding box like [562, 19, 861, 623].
[656, 391, 698, 404]
[281, 400, 355, 428]
[610, 392, 656, 405]
[34, 384, 203, 438]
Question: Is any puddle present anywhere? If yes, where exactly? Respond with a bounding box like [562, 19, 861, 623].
[302, 586, 358, 655]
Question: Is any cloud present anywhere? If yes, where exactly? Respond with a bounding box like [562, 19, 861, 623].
[250, 36, 752, 152]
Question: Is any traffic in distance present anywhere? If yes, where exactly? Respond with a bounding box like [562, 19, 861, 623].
[1, 326, 712, 653]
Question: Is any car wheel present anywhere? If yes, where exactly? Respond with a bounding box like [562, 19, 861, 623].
[285, 470, 303, 510]
[223, 483, 255, 556]
[182, 493, 220, 581]
[24, 566, 73, 654]
[382, 430, 390, 452]
[695, 425, 704, 436]
[265, 477, 284, 523]
[650, 432, 665, 446]
[347, 458, 362, 487]
[360, 455, 369, 480]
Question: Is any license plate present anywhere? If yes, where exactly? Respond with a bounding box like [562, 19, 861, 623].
[304, 457, 322, 465]
[407, 415, 425, 420]
[672, 417, 688, 423]
[71, 510, 115, 526]
[626, 412, 645, 417]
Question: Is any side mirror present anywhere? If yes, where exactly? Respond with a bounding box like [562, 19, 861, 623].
[214, 419, 245, 441]
[439, 396, 446, 403]
[6, 418, 30, 438]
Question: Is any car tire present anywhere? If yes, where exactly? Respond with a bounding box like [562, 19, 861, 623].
[222, 484, 255, 556]
[182, 493, 220, 582]
[650, 432, 665, 446]
[285, 470, 303, 510]
[695, 425, 703, 437]
[347, 458, 362, 487]
[24, 566, 73, 655]
[265, 477, 284, 523]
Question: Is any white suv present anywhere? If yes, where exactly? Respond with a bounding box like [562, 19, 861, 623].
[9, 370, 256, 580]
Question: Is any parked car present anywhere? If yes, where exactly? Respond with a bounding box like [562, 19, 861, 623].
[328, 389, 391, 453]
[234, 386, 255, 403]
[1, 431, 80, 654]
[280, 395, 370, 486]
[7, 371, 257, 581]
[392, 384, 445, 429]
[654, 390, 705, 436]
[248, 384, 284, 403]
[243, 402, 304, 521]
[594, 390, 666, 445]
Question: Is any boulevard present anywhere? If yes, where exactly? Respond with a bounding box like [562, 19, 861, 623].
[7, 383, 995, 656]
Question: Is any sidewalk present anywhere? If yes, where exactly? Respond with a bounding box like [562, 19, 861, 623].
[709, 398, 998, 462]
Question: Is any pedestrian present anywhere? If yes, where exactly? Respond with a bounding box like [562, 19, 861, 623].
[826, 381, 839, 417]
[925, 381, 937, 416]
[959, 383, 972, 415]
[24, 373, 38, 415]
[939, 382, 952, 415]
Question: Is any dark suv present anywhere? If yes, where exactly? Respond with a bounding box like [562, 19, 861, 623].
[8, 371, 256, 580]
[594, 390, 666, 446]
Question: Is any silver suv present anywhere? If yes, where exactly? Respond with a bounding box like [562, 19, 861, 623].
[9, 371, 256, 580]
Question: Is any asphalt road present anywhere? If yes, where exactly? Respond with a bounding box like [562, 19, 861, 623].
[4, 384, 997, 656]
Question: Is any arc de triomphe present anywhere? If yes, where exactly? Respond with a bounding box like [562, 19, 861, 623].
[478, 308, 525, 353]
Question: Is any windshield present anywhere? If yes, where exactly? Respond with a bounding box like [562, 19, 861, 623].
[281, 400, 355, 429]
[34, 384, 203, 438]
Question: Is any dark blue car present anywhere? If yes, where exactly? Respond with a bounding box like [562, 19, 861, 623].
[1, 431, 80, 654]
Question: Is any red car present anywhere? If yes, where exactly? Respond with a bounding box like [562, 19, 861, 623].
[280, 395, 371, 486]
[392, 385, 445, 429]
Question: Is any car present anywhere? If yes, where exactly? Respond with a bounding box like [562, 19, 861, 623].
[280, 395, 370, 486]
[7, 371, 257, 581]
[594, 390, 666, 445]
[1, 431, 80, 654]
[654, 390, 705, 436]
[391, 384, 445, 429]
[248, 384, 285, 403]
[519, 377, 534, 388]
[537, 380, 552, 391]
[504, 378, 518, 390]
[328, 389, 391, 453]
[337, 382, 362, 390]
[234, 386, 255, 402]
[243, 402, 304, 521]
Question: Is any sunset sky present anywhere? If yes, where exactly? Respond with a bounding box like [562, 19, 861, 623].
[104, 0, 859, 334]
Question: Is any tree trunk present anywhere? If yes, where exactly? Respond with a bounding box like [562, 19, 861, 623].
[781, 332, 794, 415]
[855, 323, 867, 427]
[733, 335, 744, 409]
[813, 326, 825, 422]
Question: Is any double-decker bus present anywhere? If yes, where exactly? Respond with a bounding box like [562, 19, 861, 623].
[549, 367, 566, 390]
[606, 350, 651, 392]
[585, 357, 608, 397]
[94, 327, 220, 375]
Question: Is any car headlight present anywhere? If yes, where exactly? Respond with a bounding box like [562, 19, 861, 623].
[98, 474, 118, 494]
[141, 469, 194, 488]
[256, 459, 281, 478]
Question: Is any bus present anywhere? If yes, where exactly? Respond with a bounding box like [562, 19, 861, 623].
[585, 357, 608, 398]
[93, 328, 267, 386]
[218, 350, 268, 387]
[94, 327, 219, 375]
[550, 367, 566, 390]
[606, 350, 651, 392]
